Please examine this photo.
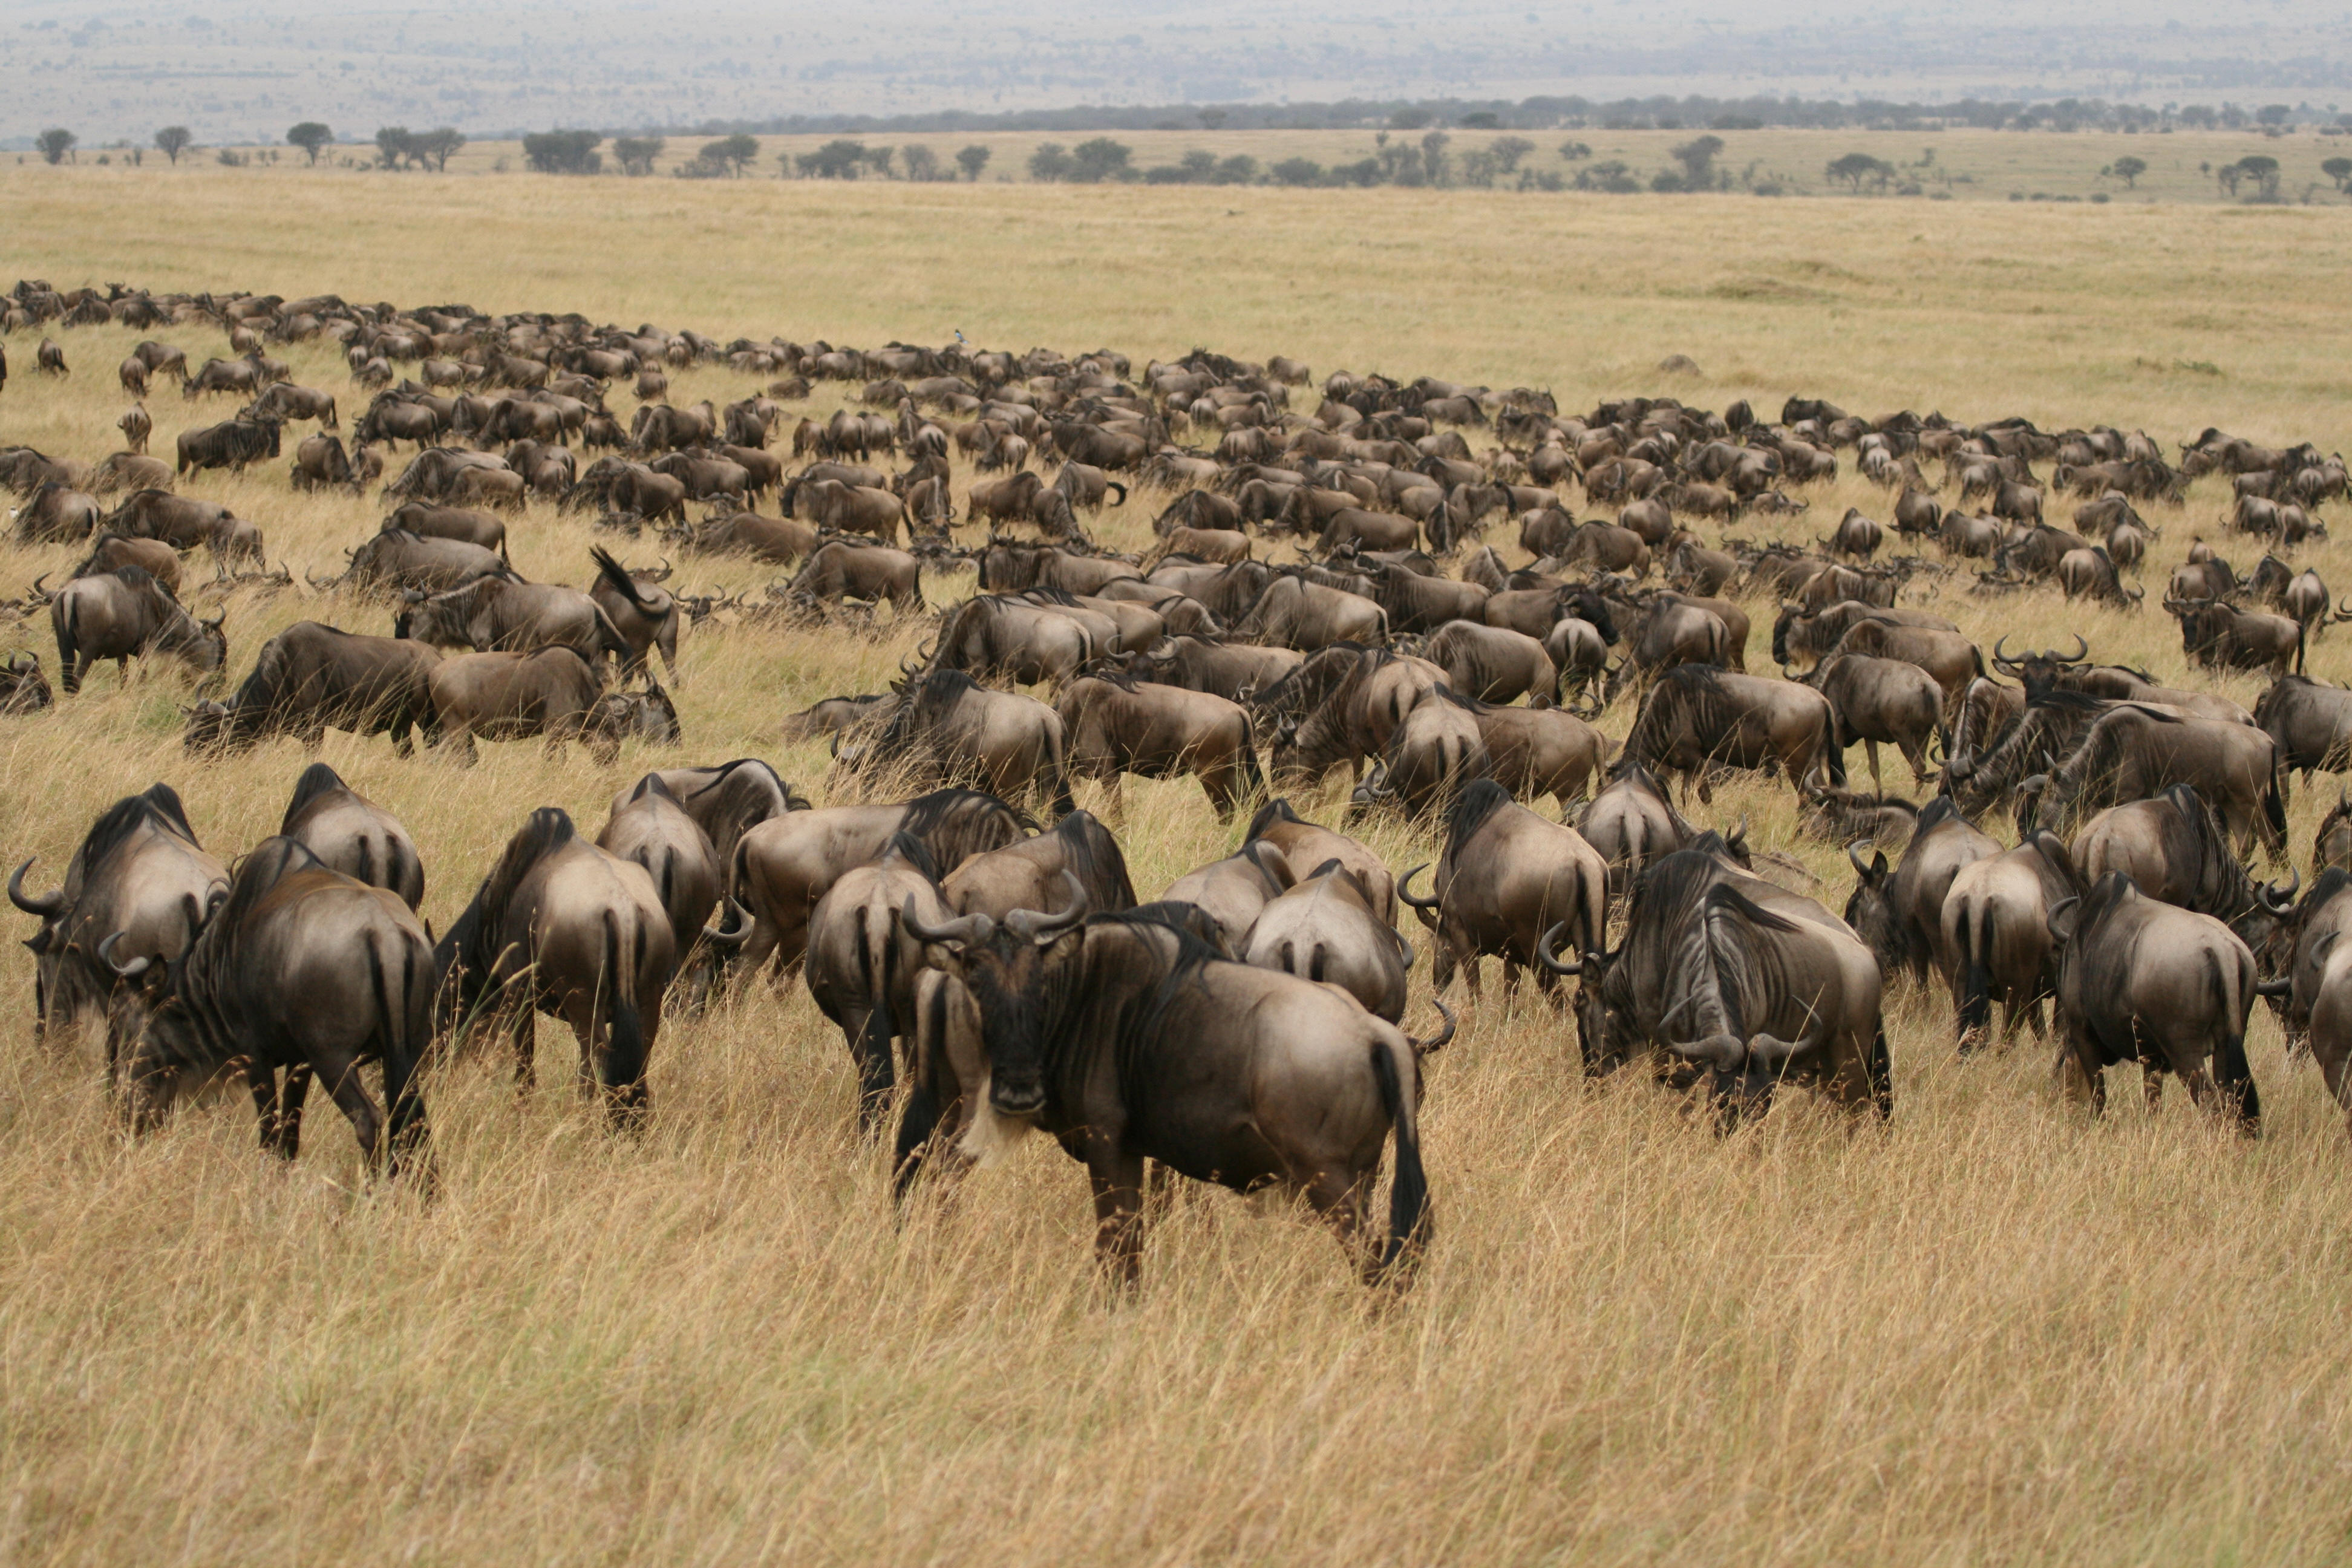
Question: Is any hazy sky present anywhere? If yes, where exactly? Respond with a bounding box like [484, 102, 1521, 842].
[8, 1, 2350, 143]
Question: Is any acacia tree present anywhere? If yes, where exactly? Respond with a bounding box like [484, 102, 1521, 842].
[613, 136, 664, 175]
[376, 126, 416, 169]
[2325, 155, 2352, 192]
[701, 134, 758, 176]
[154, 126, 194, 165]
[36, 129, 76, 166]
[956, 144, 991, 180]
[1671, 134, 1725, 189]
[2107, 154, 2147, 188]
[417, 127, 465, 171]
[1826, 151, 1893, 191]
[2236, 153, 2281, 198]
[286, 122, 333, 164]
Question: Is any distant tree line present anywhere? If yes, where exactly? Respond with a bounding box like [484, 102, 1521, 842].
[634, 93, 2352, 141]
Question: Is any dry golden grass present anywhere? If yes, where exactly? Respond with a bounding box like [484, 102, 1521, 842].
[4, 168, 2352, 1566]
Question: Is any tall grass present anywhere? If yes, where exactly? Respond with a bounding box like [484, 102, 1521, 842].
[1, 172, 2350, 1565]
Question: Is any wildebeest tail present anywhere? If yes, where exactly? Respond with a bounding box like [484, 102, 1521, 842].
[2209, 948, 2261, 1130]
[601, 908, 650, 1120]
[2296, 619, 2309, 676]
[51, 593, 79, 694]
[1955, 902, 1993, 1040]
[1238, 711, 1267, 797]
[857, 904, 899, 1117]
[2264, 756, 2289, 842]
[369, 927, 436, 1174]
[1370, 1036, 1429, 1280]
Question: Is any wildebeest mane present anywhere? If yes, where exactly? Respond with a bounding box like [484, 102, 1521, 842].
[1442, 777, 1514, 855]
[78, 782, 199, 872]
[1022, 585, 1082, 607]
[282, 761, 350, 827]
[439, 806, 576, 987]
[1047, 809, 1138, 910]
[1244, 797, 1306, 840]
[590, 545, 658, 613]
[897, 787, 1033, 872]
[880, 829, 940, 884]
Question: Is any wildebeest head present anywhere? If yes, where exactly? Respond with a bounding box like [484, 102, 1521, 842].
[903, 872, 1089, 1116]
[1840, 838, 1904, 977]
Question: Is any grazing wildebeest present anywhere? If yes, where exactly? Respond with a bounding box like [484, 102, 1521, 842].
[1939, 831, 2081, 1047]
[184, 623, 440, 756]
[278, 762, 425, 910]
[843, 671, 1071, 809]
[894, 900, 1440, 1285]
[1843, 795, 2001, 984]
[396, 574, 631, 671]
[1243, 860, 1415, 1022]
[942, 809, 1136, 925]
[175, 416, 283, 477]
[99, 837, 433, 1178]
[2028, 703, 2288, 861]
[612, 759, 808, 898]
[1415, 619, 1557, 705]
[1243, 799, 1395, 924]
[1229, 573, 1389, 651]
[435, 807, 676, 1126]
[730, 788, 1032, 975]
[804, 832, 958, 1126]
[1115, 634, 1304, 704]
[1619, 665, 1839, 803]
[1054, 674, 1264, 817]
[1160, 841, 1296, 949]
[1400, 779, 1607, 1018]
[1576, 759, 1697, 906]
[2048, 873, 2260, 1132]
[425, 647, 653, 765]
[598, 773, 738, 999]
[1, 650, 53, 714]
[1801, 651, 1945, 793]
[335, 529, 512, 596]
[2164, 596, 2303, 678]
[49, 565, 226, 694]
[1541, 843, 1892, 1120]
[383, 503, 508, 556]
[10, 783, 228, 1046]
[924, 593, 1098, 688]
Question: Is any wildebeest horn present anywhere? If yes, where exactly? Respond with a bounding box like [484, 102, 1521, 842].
[1845, 839, 1875, 879]
[1664, 1031, 1746, 1069]
[2255, 977, 2295, 997]
[702, 898, 754, 946]
[1535, 920, 1579, 975]
[1991, 635, 2019, 669]
[97, 930, 151, 979]
[2059, 634, 2088, 664]
[199, 610, 224, 629]
[1397, 863, 1440, 911]
[1745, 1032, 1801, 1068]
[2261, 866, 2301, 914]
[8, 857, 64, 916]
[1408, 998, 1456, 1054]
[901, 897, 992, 947]
[1004, 870, 1086, 942]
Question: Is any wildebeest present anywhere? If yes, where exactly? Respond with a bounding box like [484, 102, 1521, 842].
[184, 622, 439, 756]
[1400, 779, 1607, 1017]
[2164, 596, 2303, 678]
[382, 503, 509, 556]
[1361, 687, 1489, 818]
[1620, 665, 1838, 802]
[782, 538, 924, 616]
[1258, 644, 1443, 790]
[1939, 831, 2080, 1046]
[1576, 759, 1698, 906]
[596, 773, 740, 998]
[1054, 674, 1263, 817]
[1, 650, 53, 714]
[10, 480, 100, 544]
[1230, 573, 1390, 651]
[1542, 843, 1892, 1120]
[435, 807, 675, 1126]
[610, 759, 807, 900]
[10, 783, 228, 1045]
[1844, 795, 2001, 984]
[1243, 799, 1395, 923]
[1115, 634, 1304, 704]
[2073, 782, 2299, 966]
[1160, 841, 1297, 947]
[894, 900, 1438, 1285]
[99, 837, 434, 1177]
[843, 671, 1070, 809]
[2048, 873, 2260, 1131]
[278, 762, 425, 910]
[334, 529, 512, 596]
[924, 593, 1097, 687]
[100, 488, 263, 567]
[1802, 651, 1945, 793]
[2029, 703, 2288, 860]
[1415, 619, 1556, 705]
[49, 564, 226, 694]
[587, 548, 682, 684]
[425, 647, 651, 765]
[175, 416, 283, 477]
[805, 832, 957, 1126]
[730, 788, 1032, 974]
[1244, 860, 1414, 1022]
[395, 575, 632, 670]
[942, 808, 1136, 925]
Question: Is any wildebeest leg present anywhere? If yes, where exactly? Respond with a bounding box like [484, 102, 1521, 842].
[246, 1061, 282, 1154]
[1500, 956, 1524, 1002]
[2055, 1034, 2105, 1116]
[273, 1063, 314, 1160]
[509, 1004, 537, 1094]
[1865, 739, 1884, 797]
[314, 1051, 384, 1171]
[2141, 1061, 2163, 1111]
[1084, 1137, 1148, 1287]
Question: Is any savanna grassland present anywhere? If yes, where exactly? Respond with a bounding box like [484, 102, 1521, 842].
[4, 166, 2352, 1567]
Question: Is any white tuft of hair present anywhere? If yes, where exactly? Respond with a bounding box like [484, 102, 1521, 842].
[955, 1072, 1036, 1167]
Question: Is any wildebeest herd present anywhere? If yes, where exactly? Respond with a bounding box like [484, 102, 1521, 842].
[8, 275, 2352, 1289]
